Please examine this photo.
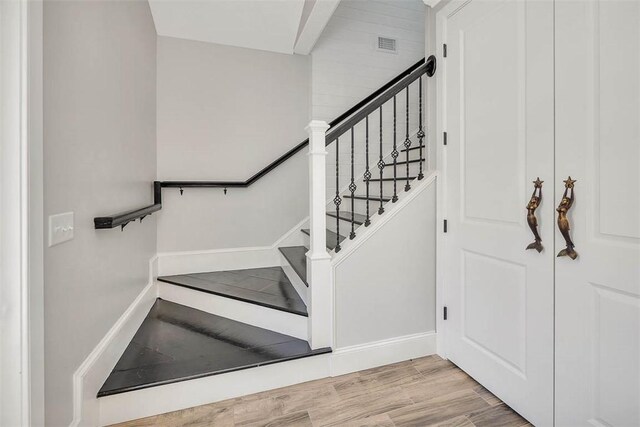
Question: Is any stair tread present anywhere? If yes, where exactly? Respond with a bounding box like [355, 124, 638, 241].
[344, 194, 391, 202]
[369, 176, 417, 182]
[384, 158, 425, 166]
[327, 210, 367, 225]
[278, 246, 308, 287]
[401, 145, 423, 153]
[301, 229, 345, 251]
[97, 299, 330, 397]
[158, 267, 307, 316]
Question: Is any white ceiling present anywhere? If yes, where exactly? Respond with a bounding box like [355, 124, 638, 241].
[148, 0, 309, 54]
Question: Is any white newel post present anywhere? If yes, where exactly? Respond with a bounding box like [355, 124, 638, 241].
[305, 120, 333, 349]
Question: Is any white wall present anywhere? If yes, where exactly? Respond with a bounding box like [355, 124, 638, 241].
[156, 36, 311, 252]
[334, 179, 436, 348]
[43, 1, 157, 425]
[311, 0, 425, 122]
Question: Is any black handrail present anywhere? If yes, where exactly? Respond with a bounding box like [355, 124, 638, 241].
[94, 56, 436, 229]
[94, 182, 162, 230]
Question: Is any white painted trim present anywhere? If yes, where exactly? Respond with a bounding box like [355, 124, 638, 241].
[331, 332, 437, 376]
[158, 281, 308, 340]
[331, 171, 438, 267]
[97, 331, 437, 425]
[98, 352, 332, 426]
[423, 0, 443, 8]
[293, 0, 341, 55]
[156, 216, 309, 276]
[70, 257, 158, 427]
[435, 3, 449, 360]
[0, 0, 44, 424]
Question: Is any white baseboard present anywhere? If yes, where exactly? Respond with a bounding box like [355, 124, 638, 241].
[96, 330, 437, 426]
[71, 256, 158, 427]
[98, 352, 332, 426]
[157, 218, 309, 276]
[158, 281, 308, 340]
[330, 331, 437, 376]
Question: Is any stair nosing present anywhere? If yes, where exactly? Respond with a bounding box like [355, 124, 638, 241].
[326, 211, 366, 225]
[157, 276, 308, 317]
[301, 229, 345, 250]
[343, 195, 391, 202]
[369, 176, 417, 182]
[384, 158, 424, 166]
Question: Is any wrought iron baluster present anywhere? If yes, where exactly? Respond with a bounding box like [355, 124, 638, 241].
[418, 76, 425, 180]
[392, 95, 399, 202]
[377, 106, 385, 215]
[349, 127, 356, 239]
[334, 137, 342, 252]
[404, 86, 412, 191]
[364, 116, 371, 226]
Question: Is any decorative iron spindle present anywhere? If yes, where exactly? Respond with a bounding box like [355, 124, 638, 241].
[349, 127, 356, 239]
[417, 76, 425, 180]
[404, 86, 412, 191]
[364, 116, 371, 226]
[334, 137, 342, 252]
[392, 95, 399, 202]
[377, 106, 385, 215]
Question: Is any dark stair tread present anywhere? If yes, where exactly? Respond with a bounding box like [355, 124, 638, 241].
[369, 176, 417, 182]
[278, 246, 308, 287]
[327, 211, 367, 225]
[158, 266, 307, 316]
[401, 145, 424, 153]
[384, 158, 425, 166]
[97, 299, 331, 397]
[301, 229, 345, 251]
[344, 194, 391, 202]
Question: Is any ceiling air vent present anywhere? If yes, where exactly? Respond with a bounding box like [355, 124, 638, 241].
[377, 36, 397, 53]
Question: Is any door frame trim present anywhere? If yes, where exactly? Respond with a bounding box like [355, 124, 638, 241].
[0, 0, 45, 424]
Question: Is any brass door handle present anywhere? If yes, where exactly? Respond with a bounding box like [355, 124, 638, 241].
[526, 178, 544, 253]
[557, 176, 578, 260]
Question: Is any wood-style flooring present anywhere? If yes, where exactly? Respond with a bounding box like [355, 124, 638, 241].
[111, 355, 531, 427]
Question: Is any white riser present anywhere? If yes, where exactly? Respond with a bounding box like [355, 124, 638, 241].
[157, 281, 308, 340]
[99, 353, 332, 426]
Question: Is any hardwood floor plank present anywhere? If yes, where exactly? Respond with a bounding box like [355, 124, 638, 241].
[247, 410, 313, 427]
[467, 403, 529, 427]
[388, 389, 491, 427]
[308, 387, 413, 426]
[110, 354, 530, 427]
[430, 415, 475, 427]
[473, 385, 501, 406]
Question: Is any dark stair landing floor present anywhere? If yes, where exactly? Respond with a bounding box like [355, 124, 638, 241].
[158, 266, 307, 316]
[98, 299, 331, 397]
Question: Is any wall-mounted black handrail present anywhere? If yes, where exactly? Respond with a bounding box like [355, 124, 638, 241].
[94, 56, 436, 229]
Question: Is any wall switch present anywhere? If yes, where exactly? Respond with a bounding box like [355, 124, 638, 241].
[49, 212, 74, 247]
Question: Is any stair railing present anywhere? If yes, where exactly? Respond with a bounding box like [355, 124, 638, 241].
[305, 55, 436, 349]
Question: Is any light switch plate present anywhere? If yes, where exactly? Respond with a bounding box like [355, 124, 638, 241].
[49, 212, 74, 247]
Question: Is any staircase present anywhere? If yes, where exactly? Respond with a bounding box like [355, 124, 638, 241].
[94, 56, 436, 425]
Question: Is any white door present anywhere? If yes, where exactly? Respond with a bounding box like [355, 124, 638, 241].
[555, 1, 640, 425]
[438, 1, 555, 425]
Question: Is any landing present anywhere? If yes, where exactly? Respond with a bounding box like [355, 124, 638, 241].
[98, 299, 329, 397]
[158, 266, 307, 316]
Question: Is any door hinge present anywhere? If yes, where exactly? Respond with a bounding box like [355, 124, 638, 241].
[444, 219, 448, 233]
[444, 306, 448, 320]
[443, 44, 448, 58]
[443, 132, 448, 146]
